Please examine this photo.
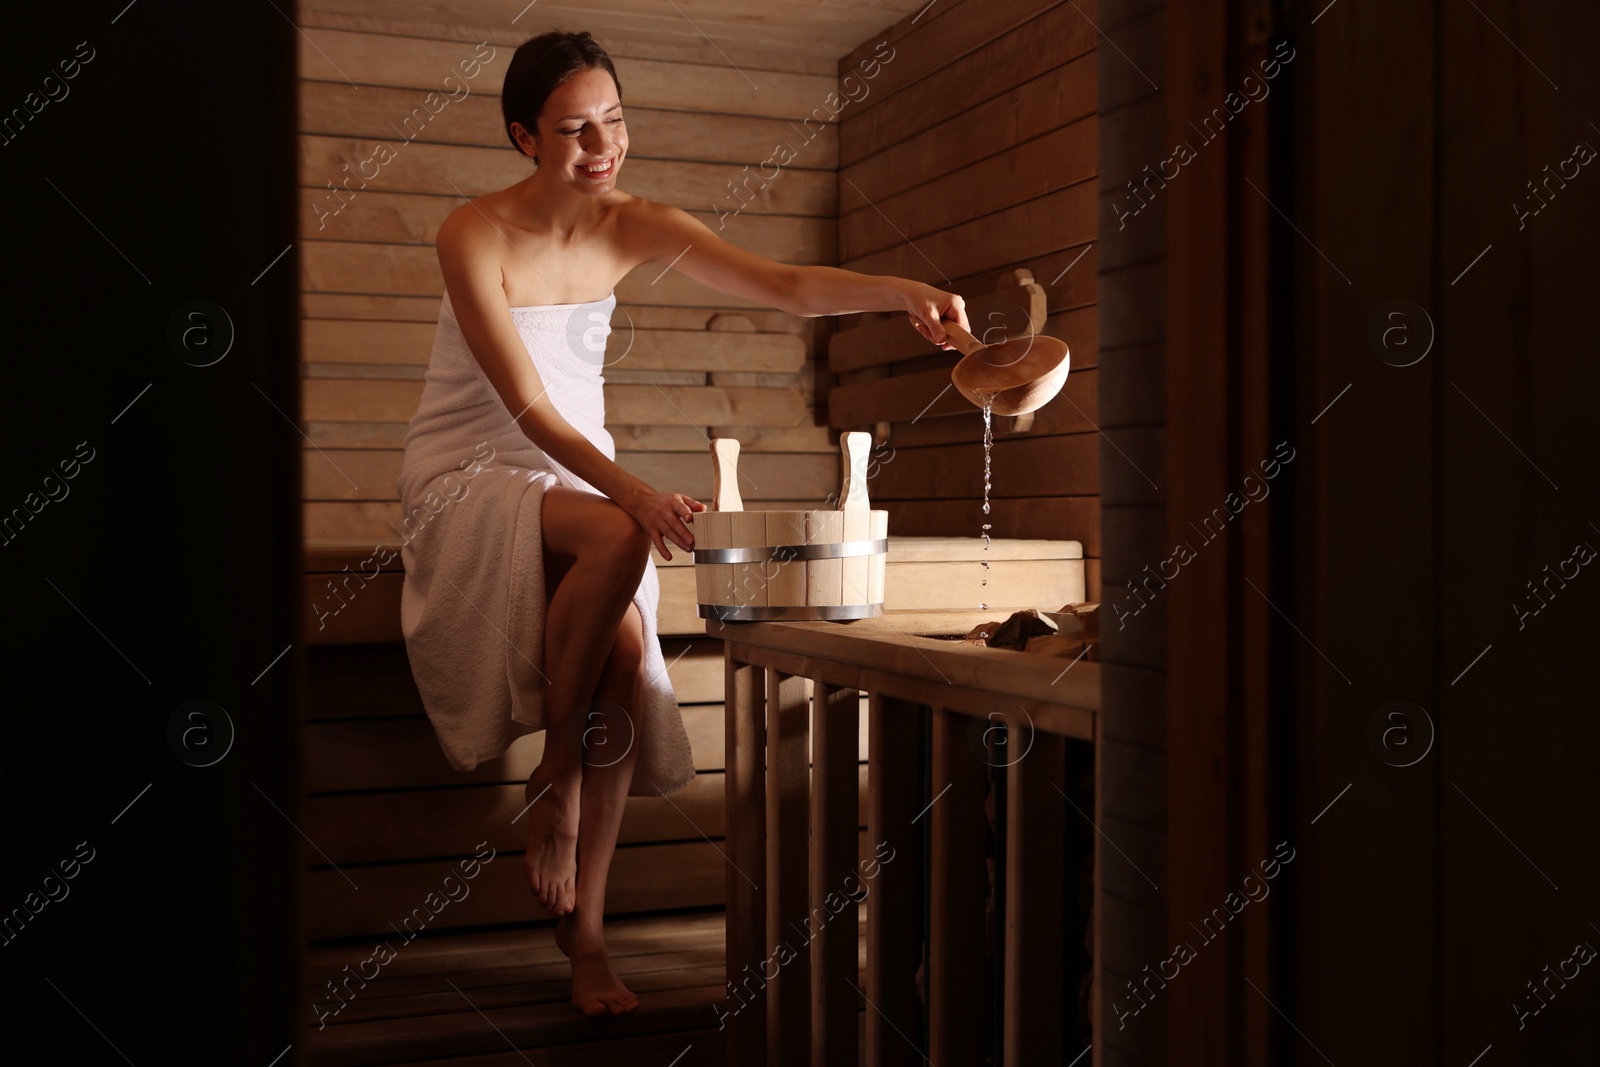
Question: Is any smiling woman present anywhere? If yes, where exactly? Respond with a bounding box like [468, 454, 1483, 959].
[393, 27, 971, 1022]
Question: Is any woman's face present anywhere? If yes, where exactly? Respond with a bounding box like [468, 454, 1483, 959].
[529, 66, 627, 193]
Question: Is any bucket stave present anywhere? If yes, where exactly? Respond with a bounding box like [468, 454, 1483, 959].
[694, 433, 887, 622]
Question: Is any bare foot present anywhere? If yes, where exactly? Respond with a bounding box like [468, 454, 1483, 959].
[523, 768, 579, 915]
[559, 916, 639, 1017]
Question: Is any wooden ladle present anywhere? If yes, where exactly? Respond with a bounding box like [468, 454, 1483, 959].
[942, 320, 1070, 416]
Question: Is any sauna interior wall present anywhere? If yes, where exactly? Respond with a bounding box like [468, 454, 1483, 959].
[296, 8, 847, 546]
[833, 0, 1101, 602]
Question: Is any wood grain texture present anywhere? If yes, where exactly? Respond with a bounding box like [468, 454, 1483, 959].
[841, 56, 1096, 208]
[838, 2, 1096, 168]
[296, 27, 838, 118]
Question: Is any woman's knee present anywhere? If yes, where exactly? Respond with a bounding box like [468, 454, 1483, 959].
[543, 488, 650, 588]
[590, 501, 651, 576]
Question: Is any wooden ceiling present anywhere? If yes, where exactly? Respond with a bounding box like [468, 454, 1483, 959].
[298, 0, 937, 75]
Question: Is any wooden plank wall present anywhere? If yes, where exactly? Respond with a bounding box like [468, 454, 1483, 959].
[832, 0, 1101, 604]
[294, 7, 857, 544]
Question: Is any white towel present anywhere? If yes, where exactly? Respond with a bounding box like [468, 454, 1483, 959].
[394, 290, 697, 797]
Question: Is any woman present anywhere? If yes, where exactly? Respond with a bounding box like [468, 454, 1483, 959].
[395, 29, 970, 1019]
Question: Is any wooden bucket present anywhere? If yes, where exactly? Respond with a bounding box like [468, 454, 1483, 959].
[694, 432, 888, 621]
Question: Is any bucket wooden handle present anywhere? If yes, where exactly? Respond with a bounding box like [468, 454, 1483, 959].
[711, 438, 743, 512]
[837, 431, 871, 518]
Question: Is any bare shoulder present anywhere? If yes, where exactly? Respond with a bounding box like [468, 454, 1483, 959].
[614, 192, 679, 229]
[436, 197, 497, 252]
[611, 193, 700, 261]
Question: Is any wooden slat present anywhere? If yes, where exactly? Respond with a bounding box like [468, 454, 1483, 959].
[300, 135, 836, 215]
[619, 452, 836, 505]
[838, 0, 1072, 119]
[305, 705, 724, 789]
[829, 364, 962, 427]
[310, 981, 731, 1067]
[300, 295, 821, 335]
[302, 241, 810, 310]
[866, 692, 924, 1067]
[811, 682, 862, 1067]
[310, 941, 728, 1026]
[728, 642, 1096, 743]
[870, 433, 1098, 499]
[299, 78, 838, 166]
[828, 280, 1046, 372]
[297, 0, 867, 73]
[304, 910, 728, 983]
[725, 657, 767, 1065]
[841, 55, 1096, 208]
[719, 609, 1099, 716]
[303, 765, 869, 864]
[318, 1016, 733, 1067]
[304, 839, 723, 939]
[299, 449, 836, 503]
[838, 2, 1096, 168]
[840, 181, 1096, 282]
[297, 27, 839, 119]
[840, 118, 1097, 262]
[1004, 730, 1067, 1063]
[765, 672, 811, 1067]
[302, 319, 806, 372]
[885, 495, 1101, 557]
[302, 420, 841, 454]
[301, 378, 805, 427]
[301, 187, 835, 266]
[304, 538, 1087, 643]
[928, 706, 987, 1066]
[672, 558, 1088, 634]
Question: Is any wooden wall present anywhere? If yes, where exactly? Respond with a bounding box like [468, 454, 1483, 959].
[295, 7, 855, 544]
[831, 0, 1101, 603]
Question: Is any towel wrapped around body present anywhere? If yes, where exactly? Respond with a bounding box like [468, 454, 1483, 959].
[394, 289, 697, 797]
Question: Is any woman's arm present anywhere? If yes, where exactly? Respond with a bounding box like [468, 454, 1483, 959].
[435, 206, 703, 558]
[629, 200, 971, 347]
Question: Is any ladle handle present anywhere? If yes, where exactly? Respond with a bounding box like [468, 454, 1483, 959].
[936, 319, 986, 358]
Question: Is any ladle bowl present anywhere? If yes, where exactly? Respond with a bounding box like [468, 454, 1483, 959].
[943, 321, 1070, 416]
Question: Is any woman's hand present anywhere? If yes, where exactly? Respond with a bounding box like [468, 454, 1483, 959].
[901, 280, 970, 349]
[623, 488, 707, 561]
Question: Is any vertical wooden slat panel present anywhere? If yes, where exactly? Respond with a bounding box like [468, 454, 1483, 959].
[725, 654, 767, 1064]
[766, 671, 811, 1067]
[1004, 730, 1067, 1063]
[867, 693, 925, 1067]
[810, 682, 861, 1067]
[928, 705, 988, 1065]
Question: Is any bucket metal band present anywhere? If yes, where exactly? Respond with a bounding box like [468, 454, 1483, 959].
[697, 603, 884, 622]
[692, 537, 887, 565]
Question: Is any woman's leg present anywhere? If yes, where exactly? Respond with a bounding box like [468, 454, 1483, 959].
[559, 601, 647, 1016]
[524, 485, 651, 916]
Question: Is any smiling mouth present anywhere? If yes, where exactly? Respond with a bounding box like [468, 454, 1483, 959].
[577, 159, 615, 179]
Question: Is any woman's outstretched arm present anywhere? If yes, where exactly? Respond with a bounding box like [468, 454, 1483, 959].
[624, 199, 971, 347]
[435, 205, 704, 559]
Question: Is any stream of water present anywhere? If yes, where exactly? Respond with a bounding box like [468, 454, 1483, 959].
[979, 394, 994, 610]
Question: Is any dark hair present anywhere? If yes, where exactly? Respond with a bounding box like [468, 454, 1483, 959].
[501, 31, 622, 163]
